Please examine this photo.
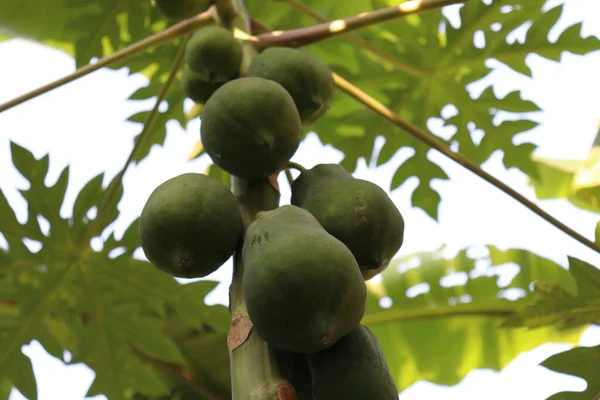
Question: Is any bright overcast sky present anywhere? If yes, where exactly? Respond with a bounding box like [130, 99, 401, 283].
[1, 0, 600, 399]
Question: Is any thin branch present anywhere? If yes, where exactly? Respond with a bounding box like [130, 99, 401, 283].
[82, 40, 188, 244]
[279, 0, 431, 77]
[253, 0, 469, 50]
[0, 7, 215, 114]
[332, 72, 600, 254]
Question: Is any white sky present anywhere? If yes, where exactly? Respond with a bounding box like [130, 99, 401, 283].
[1, 0, 600, 399]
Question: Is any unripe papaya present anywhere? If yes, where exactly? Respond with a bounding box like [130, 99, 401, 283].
[155, 0, 212, 20]
[308, 324, 398, 400]
[200, 77, 302, 179]
[139, 173, 243, 278]
[180, 65, 223, 104]
[247, 47, 334, 126]
[185, 26, 243, 83]
[291, 164, 405, 280]
[242, 205, 366, 354]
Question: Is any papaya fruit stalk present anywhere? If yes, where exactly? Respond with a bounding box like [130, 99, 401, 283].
[214, 1, 298, 398]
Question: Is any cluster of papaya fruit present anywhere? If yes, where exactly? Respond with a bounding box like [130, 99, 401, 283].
[139, 3, 405, 398]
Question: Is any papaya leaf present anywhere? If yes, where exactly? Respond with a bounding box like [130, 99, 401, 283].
[0, 380, 13, 400]
[203, 164, 231, 189]
[64, 0, 156, 67]
[363, 246, 584, 391]
[0, 144, 229, 399]
[188, 140, 205, 161]
[0, 0, 78, 54]
[541, 344, 600, 400]
[159, 316, 232, 399]
[503, 256, 600, 329]
[528, 125, 600, 214]
[249, 0, 600, 220]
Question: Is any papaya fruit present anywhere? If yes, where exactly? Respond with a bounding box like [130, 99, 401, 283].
[200, 77, 302, 179]
[247, 47, 334, 126]
[138, 173, 243, 278]
[180, 65, 223, 104]
[308, 324, 398, 400]
[242, 205, 366, 354]
[154, 0, 212, 20]
[291, 163, 405, 280]
[185, 26, 243, 83]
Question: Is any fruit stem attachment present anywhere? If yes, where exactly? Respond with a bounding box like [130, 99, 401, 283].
[285, 161, 307, 174]
[0, 7, 215, 115]
[331, 72, 600, 255]
[253, 0, 469, 50]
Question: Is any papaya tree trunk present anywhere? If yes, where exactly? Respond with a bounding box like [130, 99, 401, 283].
[228, 177, 296, 399]
[210, 2, 298, 397]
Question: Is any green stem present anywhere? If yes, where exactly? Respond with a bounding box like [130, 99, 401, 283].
[253, 0, 469, 50]
[331, 72, 600, 255]
[229, 178, 288, 400]
[0, 7, 215, 114]
[285, 161, 307, 174]
[279, 0, 431, 78]
[284, 169, 295, 188]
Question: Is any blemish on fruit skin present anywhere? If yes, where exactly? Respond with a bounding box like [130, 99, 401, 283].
[354, 203, 367, 225]
[178, 258, 187, 266]
[321, 335, 330, 345]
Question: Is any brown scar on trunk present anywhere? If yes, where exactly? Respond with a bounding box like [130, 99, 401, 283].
[276, 382, 297, 400]
[227, 314, 254, 351]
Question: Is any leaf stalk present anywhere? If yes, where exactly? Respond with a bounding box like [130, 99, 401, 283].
[80, 39, 188, 246]
[253, 0, 469, 50]
[278, 0, 432, 77]
[331, 73, 600, 254]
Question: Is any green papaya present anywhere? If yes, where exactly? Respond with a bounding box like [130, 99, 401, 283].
[185, 26, 243, 83]
[242, 205, 366, 354]
[139, 173, 243, 278]
[200, 77, 302, 179]
[291, 163, 405, 280]
[180, 65, 223, 104]
[308, 324, 398, 400]
[247, 47, 334, 126]
[154, 0, 212, 20]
